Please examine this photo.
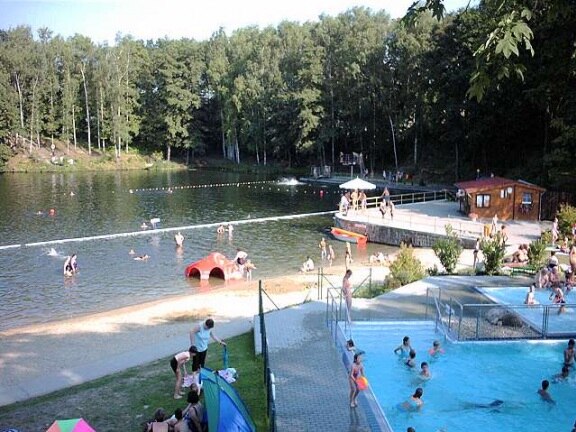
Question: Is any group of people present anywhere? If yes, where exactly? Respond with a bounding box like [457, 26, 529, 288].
[147, 318, 226, 431]
[339, 190, 368, 215]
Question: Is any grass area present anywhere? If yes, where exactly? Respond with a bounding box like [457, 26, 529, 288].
[0, 332, 267, 432]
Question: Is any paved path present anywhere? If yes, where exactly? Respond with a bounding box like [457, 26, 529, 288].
[262, 275, 532, 432]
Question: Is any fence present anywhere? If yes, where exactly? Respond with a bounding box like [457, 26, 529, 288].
[427, 287, 576, 340]
[258, 281, 277, 432]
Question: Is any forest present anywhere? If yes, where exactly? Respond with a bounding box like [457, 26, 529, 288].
[0, 0, 574, 187]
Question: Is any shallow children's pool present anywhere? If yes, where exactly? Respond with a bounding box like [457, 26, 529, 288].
[477, 286, 576, 336]
[349, 321, 575, 432]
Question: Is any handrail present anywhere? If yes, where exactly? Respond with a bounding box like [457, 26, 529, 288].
[258, 281, 277, 431]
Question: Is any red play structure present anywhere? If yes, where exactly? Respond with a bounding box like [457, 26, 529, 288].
[184, 252, 243, 281]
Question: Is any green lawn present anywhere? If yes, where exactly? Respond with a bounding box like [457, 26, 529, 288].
[0, 332, 267, 432]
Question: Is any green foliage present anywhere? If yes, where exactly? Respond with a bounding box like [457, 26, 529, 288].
[0, 142, 14, 170]
[527, 239, 547, 269]
[389, 243, 425, 288]
[480, 234, 506, 275]
[432, 225, 463, 273]
[427, 264, 439, 276]
[541, 230, 552, 245]
[556, 203, 576, 237]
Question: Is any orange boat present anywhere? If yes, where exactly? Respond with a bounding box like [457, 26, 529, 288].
[330, 227, 368, 246]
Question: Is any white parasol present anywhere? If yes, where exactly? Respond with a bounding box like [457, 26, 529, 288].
[339, 177, 376, 190]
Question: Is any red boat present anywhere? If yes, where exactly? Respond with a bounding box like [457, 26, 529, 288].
[330, 227, 368, 246]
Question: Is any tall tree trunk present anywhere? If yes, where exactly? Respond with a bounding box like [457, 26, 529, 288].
[371, 94, 376, 175]
[167, 144, 171, 162]
[15, 73, 24, 129]
[220, 106, 226, 158]
[234, 127, 240, 164]
[80, 65, 91, 155]
[29, 76, 39, 151]
[100, 92, 105, 151]
[96, 105, 101, 151]
[388, 114, 398, 171]
[72, 104, 77, 151]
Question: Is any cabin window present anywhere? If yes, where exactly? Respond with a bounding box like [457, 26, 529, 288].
[522, 192, 533, 205]
[476, 194, 490, 208]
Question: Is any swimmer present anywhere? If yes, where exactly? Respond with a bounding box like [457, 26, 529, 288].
[428, 340, 444, 357]
[405, 350, 417, 368]
[394, 336, 412, 357]
[70, 191, 75, 196]
[140, 222, 149, 229]
[134, 254, 150, 261]
[174, 231, 184, 247]
[463, 399, 504, 409]
[419, 362, 431, 379]
[400, 387, 423, 411]
[129, 249, 136, 255]
[524, 284, 537, 305]
[537, 380, 555, 404]
[216, 225, 225, 234]
[47, 248, 58, 257]
[553, 365, 570, 383]
[346, 339, 356, 352]
[550, 286, 566, 314]
[63, 254, 78, 277]
[564, 339, 575, 368]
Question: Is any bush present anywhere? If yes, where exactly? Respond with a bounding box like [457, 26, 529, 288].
[432, 225, 463, 274]
[389, 243, 425, 287]
[528, 239, 547, 269]
[480, 234, 506, 275]
[0, 143, 13, 171]
[541, 230, 552, 245]
[557, 203, 576, 237]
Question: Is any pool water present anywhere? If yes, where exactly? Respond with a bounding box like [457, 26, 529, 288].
[349, 321, 576, 432]
[478, 286, 576, 336]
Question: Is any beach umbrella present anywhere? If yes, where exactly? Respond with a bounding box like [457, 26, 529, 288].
[45, 418, 95, 432]
[339, 177, 376, 190]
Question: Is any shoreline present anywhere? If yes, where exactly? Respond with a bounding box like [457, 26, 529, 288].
[0, 248, 450, 337]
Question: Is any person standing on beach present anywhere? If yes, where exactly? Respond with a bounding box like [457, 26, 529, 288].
[328, 244, 335, 266]
[190, 319, 226, 373]
[319, 237, 327, 261]
[170, 345, 197, 399]
[343, 269, 353, 322]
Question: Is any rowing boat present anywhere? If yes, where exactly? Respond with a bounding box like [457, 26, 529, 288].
[330, 227, 368, 246]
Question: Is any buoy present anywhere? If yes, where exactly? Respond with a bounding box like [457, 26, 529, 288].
[48, 208, 56, 216]
[320, 190, 324, 198]
[356, 376, 368, 390]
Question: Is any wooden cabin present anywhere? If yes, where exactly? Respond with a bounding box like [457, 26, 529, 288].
[455, 177, 545, 221]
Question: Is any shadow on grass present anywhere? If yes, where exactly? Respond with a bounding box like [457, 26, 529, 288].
[0, 332, 267, 432]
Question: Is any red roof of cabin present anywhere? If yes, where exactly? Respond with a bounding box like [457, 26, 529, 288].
[455, 177, 545, 193]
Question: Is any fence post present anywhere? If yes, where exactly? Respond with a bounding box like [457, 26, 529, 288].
[475, 309, 480, 340]
[369, 267, 373, 297]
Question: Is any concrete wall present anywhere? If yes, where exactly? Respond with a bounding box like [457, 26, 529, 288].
[336, 218, 477, 249]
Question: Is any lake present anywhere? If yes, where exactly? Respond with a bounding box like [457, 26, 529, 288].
[0, 169, 395, 331]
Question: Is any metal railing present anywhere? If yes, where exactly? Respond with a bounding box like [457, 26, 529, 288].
[339, 190, 482, 239]
[258, 281, 277, 432]
[427, 287, 576, 340]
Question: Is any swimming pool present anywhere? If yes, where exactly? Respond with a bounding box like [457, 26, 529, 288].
[348, 321, 575, 432]
[477, 286, 576, 336]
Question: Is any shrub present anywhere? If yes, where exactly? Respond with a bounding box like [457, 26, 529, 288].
[556, 203, 576, 237]
[528, 239, 547, 269]
[432, 225, 463, 274]
[541, 230, 552, 245]
[389, 243, 425, 287]
[480, 234, 506, 275]
[0, 143, 14, 171]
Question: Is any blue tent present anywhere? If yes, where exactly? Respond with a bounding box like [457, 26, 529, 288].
[200, 368, 256, 432]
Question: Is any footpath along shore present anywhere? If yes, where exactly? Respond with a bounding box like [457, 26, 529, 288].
[0, 247, 474, 408]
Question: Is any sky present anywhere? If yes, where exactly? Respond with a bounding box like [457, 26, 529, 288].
[0, 0, 473, 43]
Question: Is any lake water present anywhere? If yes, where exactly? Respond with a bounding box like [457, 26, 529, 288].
[0, 169, 395, 331]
